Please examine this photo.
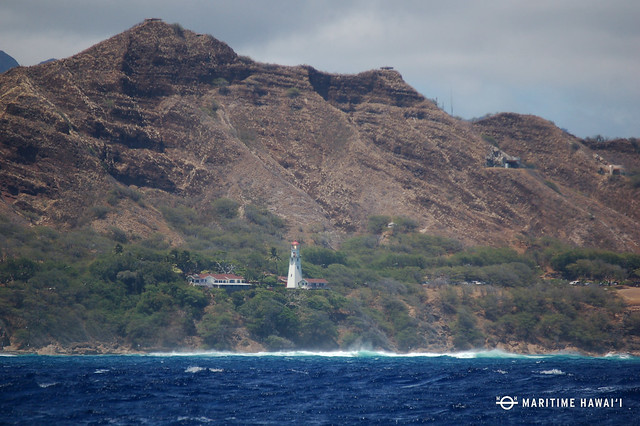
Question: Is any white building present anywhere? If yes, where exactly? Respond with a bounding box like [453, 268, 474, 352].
[285, 241, 328, 289]
[287, 241, 303, 289]
[188, 273, 251, 290]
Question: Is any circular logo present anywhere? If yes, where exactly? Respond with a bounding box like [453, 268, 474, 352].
[496, 396, 518, 410]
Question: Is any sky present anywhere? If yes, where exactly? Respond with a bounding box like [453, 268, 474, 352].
[1, 0, 638, 138]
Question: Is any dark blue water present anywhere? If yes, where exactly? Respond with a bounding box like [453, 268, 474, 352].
[1, 350, 638, 425]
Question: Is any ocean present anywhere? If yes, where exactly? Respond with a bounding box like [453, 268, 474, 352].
[1, 350, 638, 425]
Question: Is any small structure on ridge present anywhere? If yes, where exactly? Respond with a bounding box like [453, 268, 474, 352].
[485, 146, 521, 168]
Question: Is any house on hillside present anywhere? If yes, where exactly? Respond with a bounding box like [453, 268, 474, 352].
[301, 278, 329, 289]
[278, 276, 329, 289]
[608, 164, 625, 175]
[485, 146, 521, 168]
[187, 273, 251, 290]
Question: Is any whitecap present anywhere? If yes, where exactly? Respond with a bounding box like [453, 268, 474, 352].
[38, 382, 58, 388]
[539, 369, 565, 375]
[604, 352, 634, 360]
[185, 366, 223, 373]
[177, 416, 214, 423]
[597, 386, 617, 392]
[94, 369, 110, 374]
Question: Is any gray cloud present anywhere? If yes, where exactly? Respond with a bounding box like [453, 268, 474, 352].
[1, 0, 638, 137]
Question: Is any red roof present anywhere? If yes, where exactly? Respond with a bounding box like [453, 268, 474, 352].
[191, 273, 245, 280]
[305, 278, 328, 284]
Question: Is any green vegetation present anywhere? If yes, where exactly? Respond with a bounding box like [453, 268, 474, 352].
[481, 133, 499, 147]
[543, 180, 562, 194]
[285, 87, 301, 98]
[0, 197, 639, 354]
[107, 184, 144, 206]
[628, 169, 640, 188]
[171, 23, 185, 38]
[211, 77, 229, 88]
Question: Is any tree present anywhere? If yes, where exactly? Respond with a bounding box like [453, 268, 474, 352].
[198, 311, 237, 350]
[239, 290, 299, 340]
[211, 198, 240, 219]
[452, 308, 484, 349]
[0, 258, 39, 283]
[303, 247, 346, 267]
[269, 247, 281, 275]
[367, 215, 391, 235]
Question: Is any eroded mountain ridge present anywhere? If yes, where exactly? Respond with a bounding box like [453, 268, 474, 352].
[1, 19, 639, 252]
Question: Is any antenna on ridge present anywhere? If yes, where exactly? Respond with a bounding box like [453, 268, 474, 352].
[450, 87, 454, 116]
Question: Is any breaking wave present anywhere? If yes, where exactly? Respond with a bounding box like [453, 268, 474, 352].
[184, 366, 224, 373]
[141, 348, 632, 360]
[539, 368, 566, 375]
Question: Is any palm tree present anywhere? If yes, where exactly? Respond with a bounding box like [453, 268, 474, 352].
[269, 247, 281, 276]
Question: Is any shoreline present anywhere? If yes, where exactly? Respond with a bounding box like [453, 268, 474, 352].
[3, 343, 639, 359]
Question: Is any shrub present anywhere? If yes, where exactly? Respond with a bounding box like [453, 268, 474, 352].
[446, 246, 524, 267]
[396, 233, 462, 256]
[285, 87, 301, 98]
[107, 185, 143, 206]
[452, 308, 484, 349]
[244, 205, 286, 234]
[624, 312, 640, 336]
[440, 286, 459, 315]
[171, 23, 185, 37]
[544, 180, 562, 194]
[481, 262, 535, 287]
[0, 257, 40, 283]
[239, 290, 298, 340]
[303, 247, 347, 267]
[198, 311, 237, 350]
[211, 198, 240, 219]
[91, 205, 110, 219]
[628, 169, 640, 188]
[264, 335, 295, 350]
[298, 311, 337, 349]
[109, 227, 128, 243]
[392, 216, 418, 233]
[212, 77, 229, 87]
[481, 134, 499, 147]
[159, 205, 199, 229]
[367, 215, 391, 234]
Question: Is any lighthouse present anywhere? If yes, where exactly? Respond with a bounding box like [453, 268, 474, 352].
[286, 241, 303, 289]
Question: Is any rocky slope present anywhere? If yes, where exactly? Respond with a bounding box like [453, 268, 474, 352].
[1, 19, 639, 252]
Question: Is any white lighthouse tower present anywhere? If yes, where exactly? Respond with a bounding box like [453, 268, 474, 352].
[286, 241, 303, 289]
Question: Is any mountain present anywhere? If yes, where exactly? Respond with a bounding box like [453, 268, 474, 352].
[1, 19, 639, 252]
[0, 50, 19, 73]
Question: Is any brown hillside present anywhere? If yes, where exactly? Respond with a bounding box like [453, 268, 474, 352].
[1, 19, 639, 251]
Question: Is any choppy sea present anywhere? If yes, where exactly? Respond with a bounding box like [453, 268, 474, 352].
[1, 350, 639, 424]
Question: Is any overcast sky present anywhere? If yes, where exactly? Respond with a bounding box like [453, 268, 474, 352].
[1, 0, 638, 138]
